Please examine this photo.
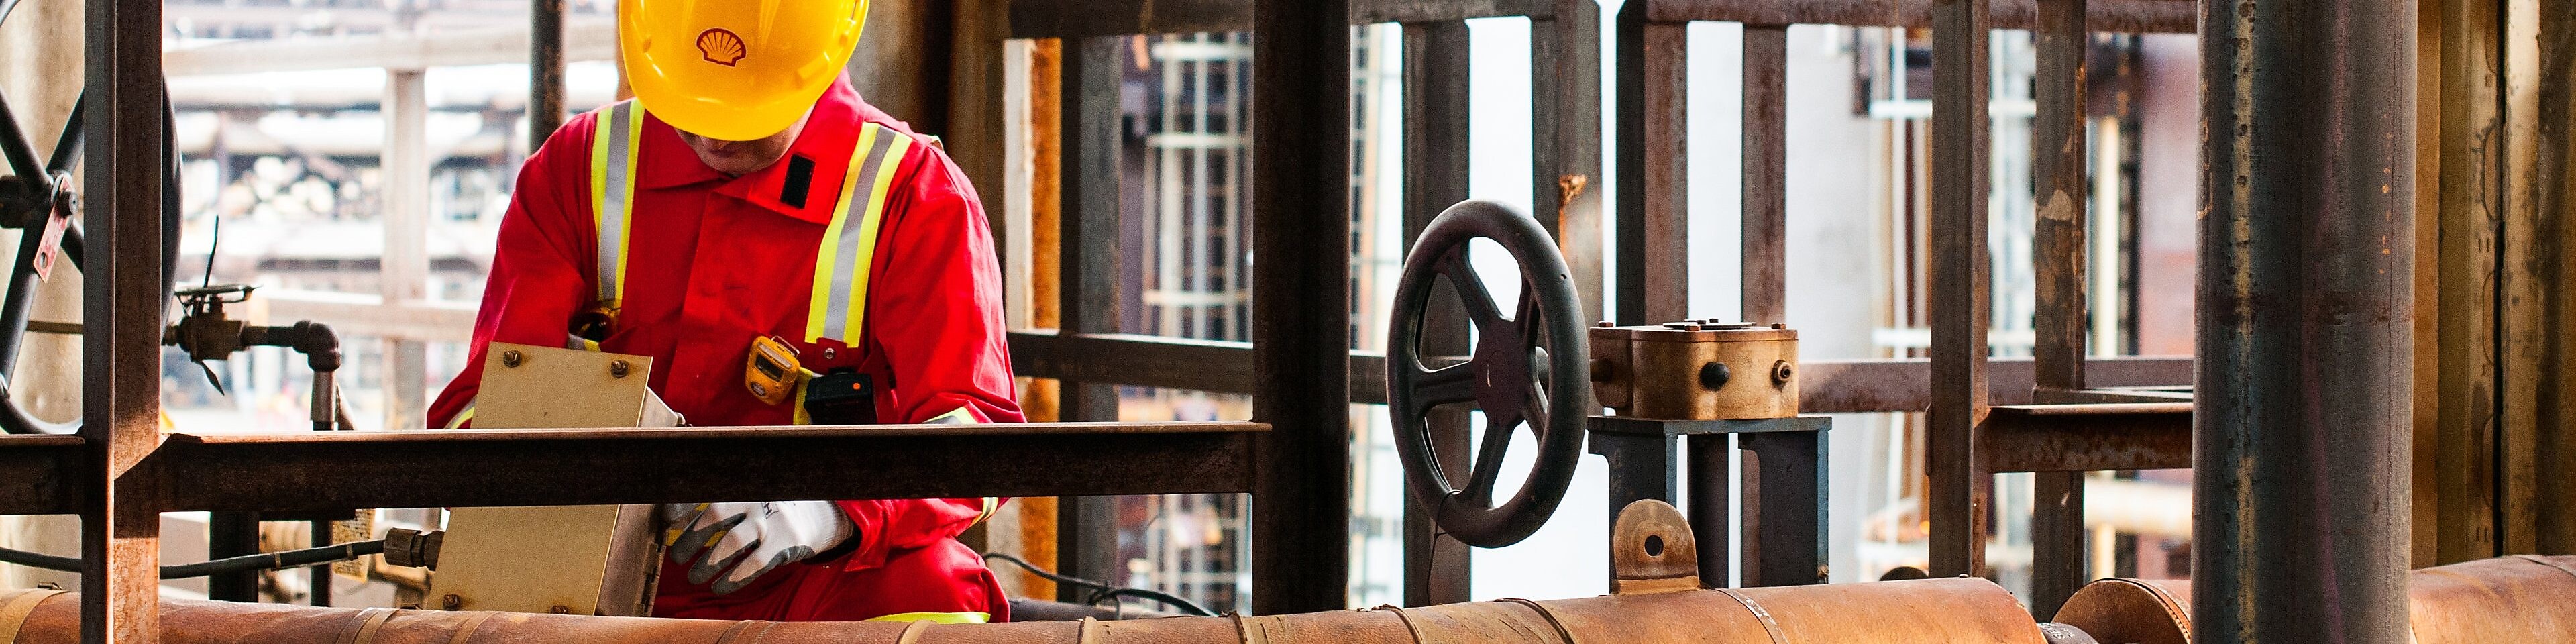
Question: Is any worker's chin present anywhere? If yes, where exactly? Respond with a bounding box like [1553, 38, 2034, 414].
[692, 149, 771, 177]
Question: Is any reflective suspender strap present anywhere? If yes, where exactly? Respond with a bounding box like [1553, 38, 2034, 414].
[804, 124, 914, 347]
[588, 101, 644, 311]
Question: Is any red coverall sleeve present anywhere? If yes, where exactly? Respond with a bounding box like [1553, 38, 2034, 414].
[830, 139, 1024, 572]
[425, 122, 596, 431]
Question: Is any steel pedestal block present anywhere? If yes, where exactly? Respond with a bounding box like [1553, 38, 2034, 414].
[1589, 415, 1827, 588]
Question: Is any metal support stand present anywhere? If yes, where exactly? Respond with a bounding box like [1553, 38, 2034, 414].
[1589, 415, 1827, 588]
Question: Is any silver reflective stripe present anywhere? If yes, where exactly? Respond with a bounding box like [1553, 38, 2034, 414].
[816, 129, 902, 342]
[596, 103, 636, 305]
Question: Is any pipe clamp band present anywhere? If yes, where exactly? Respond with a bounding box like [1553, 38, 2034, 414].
[1714, 589, 1789, 644]
[336, 608, 397, 644]
[1495, 598, 1579, 644]
[0, 589, 63, 644]
[444, 612, 496, 644]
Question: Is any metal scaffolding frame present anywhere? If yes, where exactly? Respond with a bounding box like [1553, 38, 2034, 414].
[18, 0, 2429, 639]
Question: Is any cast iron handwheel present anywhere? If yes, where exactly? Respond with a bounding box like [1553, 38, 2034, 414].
[1386, 200, 1589, 548]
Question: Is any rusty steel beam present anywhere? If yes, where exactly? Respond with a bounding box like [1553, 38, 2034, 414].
[1008, 331, 2192, 409]
[528, 0, 564, 148]
[2026, 0, 2090, 619]
[1354, 0, 1553, 23]
[1009, 0, 1246, 38]
[1741, 24, 1788, 324]
[2030, 0, 2088, 394]
[152, 423, 1264, 513]
[1638, 0, 2193, 33]
[1613, 2, 1691, 325]
[83, 0, 168, 637]
[1009, 0, 1555, 38]
[1976, 403, 2190, 472]
[1535, 0, 1605, 323]
[0, 577, 2048, 644]
[1051, 35, 1124, 600]
[1008, 0, 2192, 37]
[0, 435, 83, 515]
[1251, 0, 1354, 614]
[2196, 0, 2416, 639]
[1925, 0, 1992, 580]
[1400, 19, 1475, 609]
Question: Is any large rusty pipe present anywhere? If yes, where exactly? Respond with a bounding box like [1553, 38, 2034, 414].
[2052, 555, 2576, 643]
[2194, 0, 2415, 638]
[0, 578, 2044, 644]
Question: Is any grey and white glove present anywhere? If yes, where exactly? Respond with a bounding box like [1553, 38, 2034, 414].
[662, 501, 853, 594]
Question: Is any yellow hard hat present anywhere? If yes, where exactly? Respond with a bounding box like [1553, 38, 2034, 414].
[617, 0, 869, 142]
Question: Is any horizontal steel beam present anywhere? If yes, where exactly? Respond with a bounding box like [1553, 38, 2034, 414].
[1009, 0, 1550, 38]
[152, 422, 1264, 513]
[1801, 356, 2192, 413]
[1010, 0, 1249, 38]
[1012, 331, 2192, 413]
[1352, 0, 1552, 24]
[0, 435, 83, 515]
[1640, 0, 2195, 32]
[1008, 0, 2192, 38]
[161, 20, 617, 76]
[1977, 403, 2192, 472]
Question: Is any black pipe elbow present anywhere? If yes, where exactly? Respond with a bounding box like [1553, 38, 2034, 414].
[292, 321, 341, 374]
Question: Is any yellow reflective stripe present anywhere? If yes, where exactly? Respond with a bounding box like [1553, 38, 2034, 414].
[444, 404, 474, 430]
[865, 612, 988, 625]
[804, 125, 914, 346]
[588, 101, 643, 309]
[925, 407, 977, 424]
[788, 368, 822, 425]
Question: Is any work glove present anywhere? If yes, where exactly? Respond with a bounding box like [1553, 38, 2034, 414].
[662, 501, 854, 594]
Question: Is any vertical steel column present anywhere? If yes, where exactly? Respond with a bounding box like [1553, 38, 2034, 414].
[205, 513, 258, 602]
[1741, 25, 1788, 324]
[2195, 0, 2415, 639]
[2027, 0, 2089, 618]
[383, 68, 430, 433]
[1739, 431, 1826, 586]
[1055, 36, 1125, 600]
[1614, 4, 1690, 325]
[1534, 0, 1604, 323]
[1250, 0, 1352, 614]
[529, 0, 566, 149]
[1399, 19, 1473, 609]
[83, 0, 166, 639]
[1925, 0, 1992, 579]
[2533, 0, 2576, 556]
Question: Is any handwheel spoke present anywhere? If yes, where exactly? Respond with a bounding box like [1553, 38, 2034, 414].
[1413, 363, 1479, 415]
[1438, 249, 1507, 332]
[1463, 413, 1520, 504]
[1515, 288, 1545, 349]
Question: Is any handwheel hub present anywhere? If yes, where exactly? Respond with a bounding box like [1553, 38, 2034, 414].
[1470, 319, 1532, 417]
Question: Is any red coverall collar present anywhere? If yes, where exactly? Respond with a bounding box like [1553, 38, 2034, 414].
[633, 75, 897, 227]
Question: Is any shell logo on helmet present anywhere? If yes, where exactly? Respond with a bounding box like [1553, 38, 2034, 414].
[696, 28, 746, 66]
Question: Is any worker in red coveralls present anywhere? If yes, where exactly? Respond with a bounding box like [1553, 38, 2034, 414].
[425, 0, 1020, 623]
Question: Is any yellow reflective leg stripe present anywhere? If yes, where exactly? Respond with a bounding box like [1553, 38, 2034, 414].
[588, 101, 644, 309]
[805, 125, 914, 346]
[443, 403, 474, 430]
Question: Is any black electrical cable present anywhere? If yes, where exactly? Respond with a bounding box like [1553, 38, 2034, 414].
[980, 552, 1216, 617]
[0, 539, 384, 579]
